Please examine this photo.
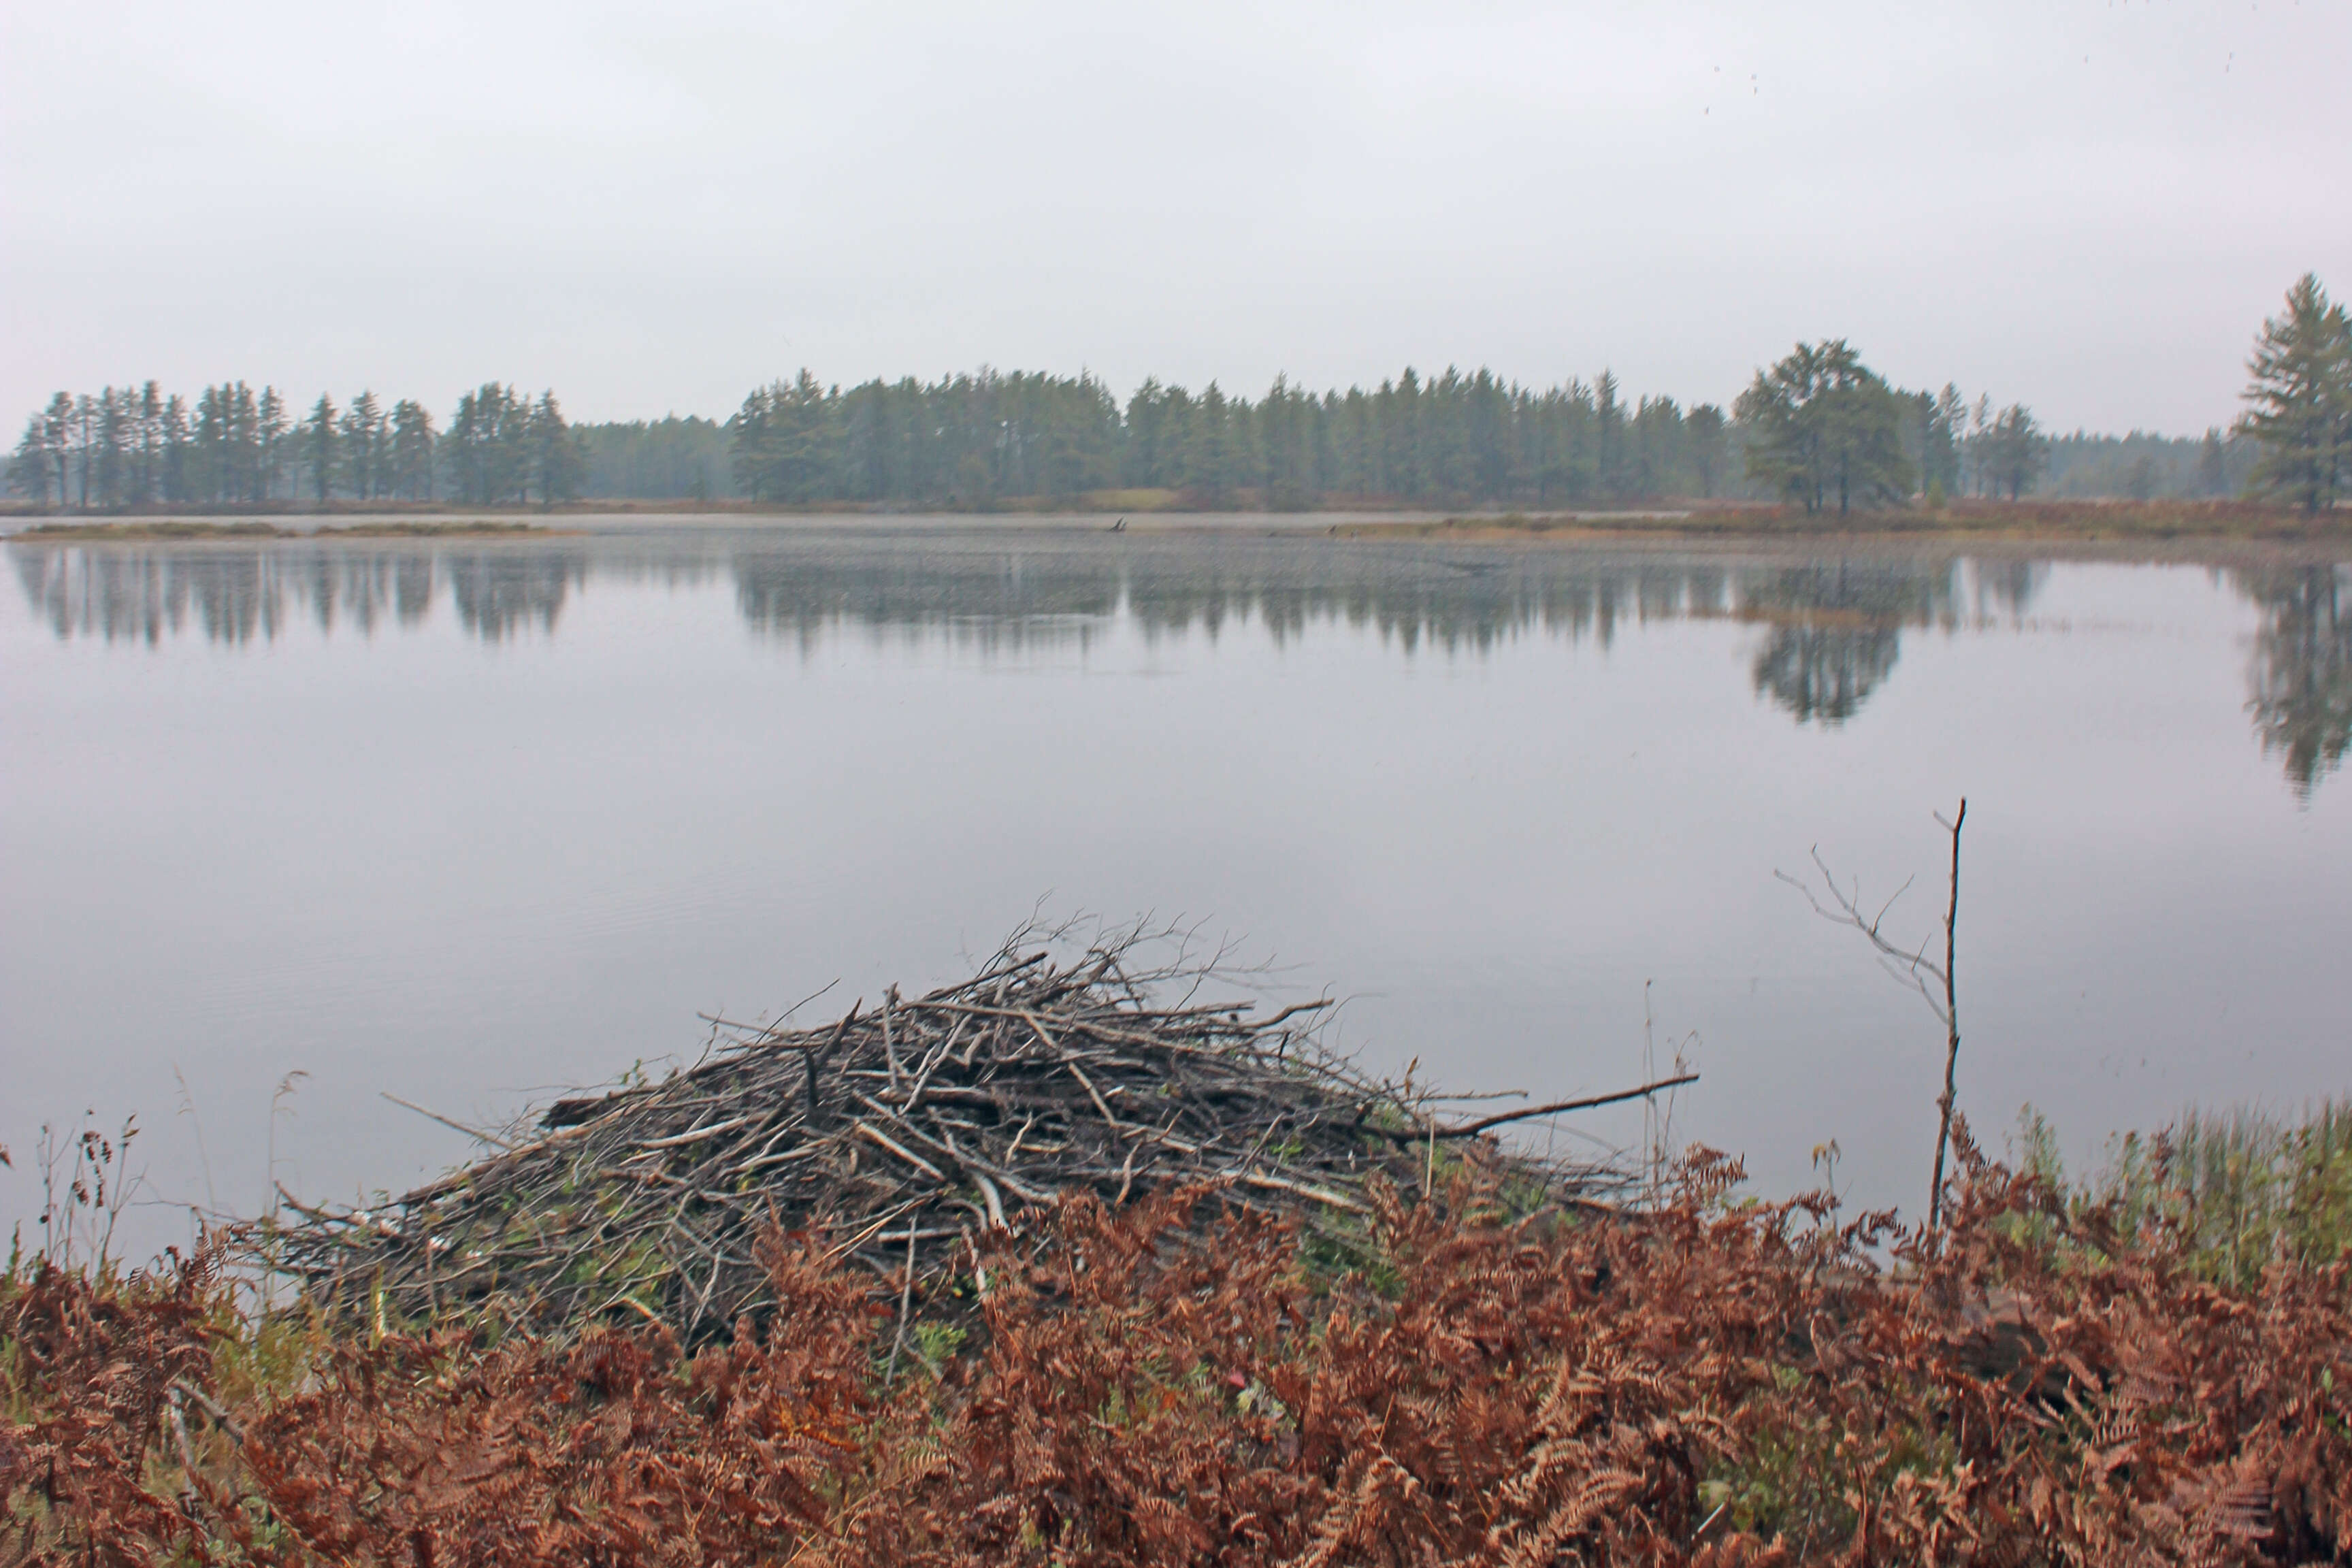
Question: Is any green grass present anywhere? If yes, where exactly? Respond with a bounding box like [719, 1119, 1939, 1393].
[2016, 1098, 2352, 1285]
[2095, 1100, 2352, 1284]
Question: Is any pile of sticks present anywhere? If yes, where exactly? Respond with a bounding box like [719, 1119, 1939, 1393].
[270, 926, 1673, 1337]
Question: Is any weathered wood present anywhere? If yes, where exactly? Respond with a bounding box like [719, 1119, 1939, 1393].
[265, 920, 1648, 1339]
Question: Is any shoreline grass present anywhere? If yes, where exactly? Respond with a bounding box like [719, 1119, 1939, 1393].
[1344, 497, 2352, 546]
[5, 495, 2347, 546]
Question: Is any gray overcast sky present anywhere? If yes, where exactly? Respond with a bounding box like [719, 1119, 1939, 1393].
[5, 1, 2347, 435]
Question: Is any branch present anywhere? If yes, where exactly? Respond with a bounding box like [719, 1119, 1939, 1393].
[381, 1092, 517, 1151]
[1776, 849, 1951, 1024]
[1366, 1073, 1701, 1143]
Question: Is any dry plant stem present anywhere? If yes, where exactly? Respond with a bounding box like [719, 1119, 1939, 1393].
[1780, 799, 1967, 1227]
[1929, 798, 1966, 1227]
[263, 919, 1648, 1336]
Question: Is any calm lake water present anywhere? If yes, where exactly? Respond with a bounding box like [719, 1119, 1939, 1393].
[3, 517, 2347, 1243]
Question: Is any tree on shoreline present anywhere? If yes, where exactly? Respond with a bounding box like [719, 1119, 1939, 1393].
[9, 349, 2299, 512]
[388, 399, 438, 500]
[1735, 340, 1914, 514]
[304, 395, 337, 505]
[2239, 272, 2351, 513]
[526, 391, 584, 507]
[1979, 404, 2048, 500]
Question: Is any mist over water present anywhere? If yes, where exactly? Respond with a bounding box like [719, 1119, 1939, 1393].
[3, 521, 2347, 1247]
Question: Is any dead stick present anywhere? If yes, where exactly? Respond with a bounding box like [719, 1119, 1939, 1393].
[883, 1215, 917, 1386]
[1250, 998, 1336, 1030]
[381, 1092, 517, 1151]
[1929, 797, 1967, 1228]
[808, 1001, 860, 1124]
[854, 1121, 946, 1182]
[1366, 1074, 1701, 1142]
[1066, 1062, 1122, 1129]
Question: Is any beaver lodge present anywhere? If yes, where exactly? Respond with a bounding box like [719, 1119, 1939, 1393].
[269, 924, 1681, 1337]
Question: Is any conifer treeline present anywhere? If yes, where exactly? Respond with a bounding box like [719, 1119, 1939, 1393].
[18, 274, 2338, 512]
[0, 363, 2109, 512]
[4, 363, 2072, 511]
[724, 366, 1735, 508]
[7, 382, 581, 509]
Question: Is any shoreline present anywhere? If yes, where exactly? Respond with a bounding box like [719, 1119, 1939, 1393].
[7, 507, 2350, 566]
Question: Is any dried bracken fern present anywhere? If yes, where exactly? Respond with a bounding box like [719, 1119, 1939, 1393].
[5, 1133, 2349, 1567]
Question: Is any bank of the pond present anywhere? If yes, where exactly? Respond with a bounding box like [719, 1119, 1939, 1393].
[1349, 497, 2352, 547]
[7, 496, 2348, 548]
[7, 1126, 2350, 1567]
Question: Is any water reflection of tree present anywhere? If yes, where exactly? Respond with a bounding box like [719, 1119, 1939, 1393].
[8, 543, 587, 645]
[445, 552, 586, 640]
[0, 536, 2085, 744]
[1740, 561, 1959, 725]
[1750, 623, 1904, 723]
[2238, 565, 2352, 797]
[12, 545, 284, 644]
[1974, 558, 2046, 620]
[728, 538, 1776, 660]
[726, 538, 1964, 721]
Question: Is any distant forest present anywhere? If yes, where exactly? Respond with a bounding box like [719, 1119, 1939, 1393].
[4, 362, 2257, 511]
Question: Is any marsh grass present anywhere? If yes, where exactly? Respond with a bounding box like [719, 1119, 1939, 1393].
[1362, 497, 2352, 543]
[2013, 1097, 2352, 1285]
[10, 520, 285, 540]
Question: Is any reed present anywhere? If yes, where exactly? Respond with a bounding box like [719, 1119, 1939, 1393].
[2091, 1098, 2352, 1286]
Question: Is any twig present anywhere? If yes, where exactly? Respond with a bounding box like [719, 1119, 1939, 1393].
[380, 1092, 517, 1151]
[1364, 1074, 1701, 1142]
[883, 1215, 917, 1386]
[264, 919, 1638, 1339]
[854, 1122, 947, 1182]
[636, 1115, 752, 1151]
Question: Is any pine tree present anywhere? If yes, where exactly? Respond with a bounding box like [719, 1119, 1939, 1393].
[305, 394, 338, 503]
[1735, 341, 1914, 514]
[8, 410, 56, 504]
[1595, 370, 1624, 500]
[389, 399, 437, 500]
[2196, 428, 2227, 497]
[1686, 403, 1728, 499]
[94, 388, 131, 508]
[1980, 404, 2048, 500]
[160, 395, 191, 503]
[257, 388, 289, 501]
[65, 394, 102, 510]
[2239, 273, 2352, 512]
[340, 391, 385, 500]
[135, 382, 164, 505]
[1921, 384, 1967, 500]
[527, 391, 583, 506]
